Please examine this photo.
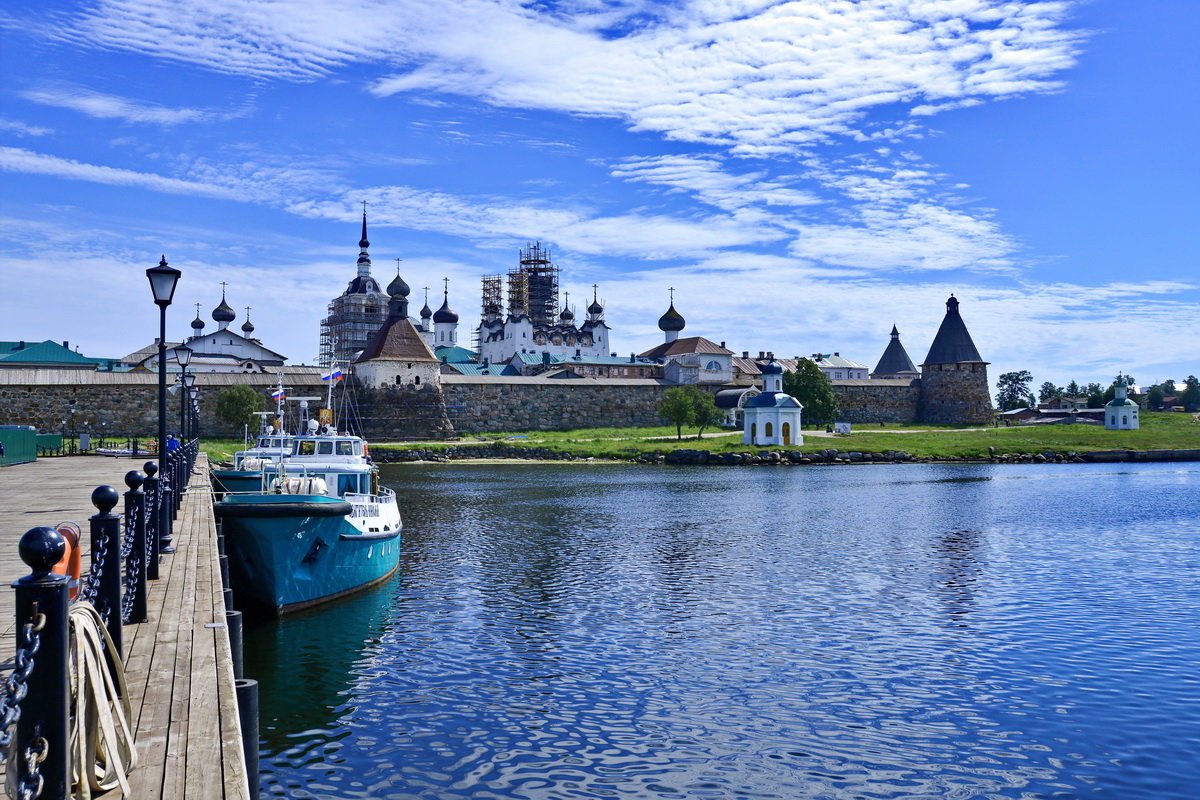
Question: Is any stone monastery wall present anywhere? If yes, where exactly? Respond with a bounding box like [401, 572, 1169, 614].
[830, 379, 921, 424]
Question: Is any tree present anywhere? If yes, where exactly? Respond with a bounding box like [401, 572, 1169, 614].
[691, 388, 723, 439]
[1065, 380, 1082, 397]
[783, 360, 838, 426]
[659, 387, 695, 440]
[1037, 381, 1062, 403]
[1147, 386, 1164, 410]
[215, 385, 264, 431]
[995, 370, 1035, 411]
[1084, 382, 1105, 408]
[1183, 375, 1200, 412]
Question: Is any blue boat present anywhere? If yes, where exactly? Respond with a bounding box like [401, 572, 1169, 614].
[211, 431, 293, 495]
[215, 425, 401, 614]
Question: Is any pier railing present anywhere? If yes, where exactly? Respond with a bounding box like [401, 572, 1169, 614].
[1, 439, 212, 798]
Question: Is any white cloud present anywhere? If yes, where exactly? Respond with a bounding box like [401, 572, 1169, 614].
[28, 1, 1083, 152]
[0, 117, 53, 136]
[20, 85, 245, 126]
[610, 154, 820, 211]
[0, 146, 242, 200]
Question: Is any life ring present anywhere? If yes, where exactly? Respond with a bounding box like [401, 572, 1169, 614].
[53, 521, 83, 600]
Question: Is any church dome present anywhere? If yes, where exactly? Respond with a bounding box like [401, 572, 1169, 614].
[560, 306, 575, 322]
[433, 294, 458, 323]
[241, 318, 255, 335]
[191, 313, 204, 331]
[587, 299, 603, 315]
[658, 302, 685, 332]
[420, 301, 433, 319]
[387, 273, 410, 298]
[212, 296, 236, 324]
[761, 360, 783, 375]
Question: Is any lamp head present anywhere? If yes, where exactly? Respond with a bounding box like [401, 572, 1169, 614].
[146, 255, 181, 307]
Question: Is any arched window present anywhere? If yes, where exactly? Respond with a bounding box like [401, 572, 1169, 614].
[765, 422, 773, 438]
[1122, 415, 1128, 424]
[750, 423, 756, 440]
[395, 376, 402, 385]
[706, 360, 720, 370]
[1109, 415, 1116, 425]
[415, 375, 421, 386]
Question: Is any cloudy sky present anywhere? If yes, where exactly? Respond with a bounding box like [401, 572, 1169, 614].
[1, 0, 1197, 387]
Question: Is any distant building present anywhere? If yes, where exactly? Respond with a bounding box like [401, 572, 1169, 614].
[354, 277, 441, 389]
[1040, 396, 1089, 411]
[1105, 375, 1140, 430]
[476, 242, 611, 365]
[0, 340, 112, 370]
[742, 360, 803, 446]
[715, 386, 759, 427]
[809, 352, 869, 381]
[319, 213, 390, 368]
[639, 297, 734, 385]
[918, 294, 992, 425]
[870, 326, 919, 380]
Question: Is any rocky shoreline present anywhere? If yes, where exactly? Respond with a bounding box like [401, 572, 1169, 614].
[373, 444, 1200, 466]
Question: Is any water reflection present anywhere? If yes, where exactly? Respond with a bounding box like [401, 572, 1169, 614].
[249, 461, 1200, 800]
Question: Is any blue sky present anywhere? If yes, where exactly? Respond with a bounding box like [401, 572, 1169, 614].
[1, 0, 1197, 388]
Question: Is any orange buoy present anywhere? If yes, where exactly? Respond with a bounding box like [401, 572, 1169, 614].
[53, 522, 83, 600]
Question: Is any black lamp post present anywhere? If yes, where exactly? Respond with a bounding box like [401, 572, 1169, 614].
[189, 387, 200, 440]
[182, 371, 196, 440]
[146, 256, 180, 554]
[176, 345, 193, 441]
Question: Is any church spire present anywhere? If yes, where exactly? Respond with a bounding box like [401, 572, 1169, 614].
[357, 202, 371, 278]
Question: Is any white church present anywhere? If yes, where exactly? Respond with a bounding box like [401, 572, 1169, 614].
[742, 360, 804, 446]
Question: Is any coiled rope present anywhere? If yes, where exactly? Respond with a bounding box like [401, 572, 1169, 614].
[68, 603, 136, 799]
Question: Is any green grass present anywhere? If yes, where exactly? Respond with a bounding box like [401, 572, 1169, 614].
[200, 438, 245, 466]
[373, 412, 1200, 461]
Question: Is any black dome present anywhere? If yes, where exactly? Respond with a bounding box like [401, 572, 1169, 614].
[658, 302, 685, 332]
[587, 299, 603, 314]
[560, 307, 575, 322]
[212, 297, 235, 323]
[387, 274, 410, 298]
[344, 276, 381, 295]
[241, 319, 255, 334]
[433, 295, 458, 323]
[420, 301, 433, 318]
[190, 314, 204, 331]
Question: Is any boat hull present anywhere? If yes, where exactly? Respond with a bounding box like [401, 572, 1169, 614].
[211, 469, 263, 495]
[216, 494, 400, 614]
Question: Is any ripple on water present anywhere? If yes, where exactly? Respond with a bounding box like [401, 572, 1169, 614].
[249, 462, 1200, 799]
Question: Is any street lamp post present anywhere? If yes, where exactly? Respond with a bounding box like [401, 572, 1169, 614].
[182, 372, 197, 440]
[177, 345, 193, 441]
[189, 387, 200, 440]
[146, 255, 180, 556]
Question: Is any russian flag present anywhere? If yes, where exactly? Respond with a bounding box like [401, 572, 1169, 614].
[321, 367, 344, 381]
[271, 388, 286, 400]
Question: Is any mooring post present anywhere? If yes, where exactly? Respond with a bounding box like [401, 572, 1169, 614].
[143, 460, 161, 580]
[226, 609, 244, 679]
[12, 527, 71, 800]
[236, 678, 260, 799]
[90, 485, 124, 660]
[123, 470, 148, 624]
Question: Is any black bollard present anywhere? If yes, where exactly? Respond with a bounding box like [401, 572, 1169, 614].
[216, 520, 226, 557]
[219, 554, 231, 592]
[90, 485, 124, 662]
[224, 587, 235, 613]
[236, 678, 260, 799]
[159, 460, 176, 555]
[143, 461, 164, 574]
[226, 609, 244, 680]
[12, 527, 71, 800]
[123, 470, 148, 623]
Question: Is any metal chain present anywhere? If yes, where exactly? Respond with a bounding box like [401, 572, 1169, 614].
[17, 732, 48, 800]
[77, 520, 111, 626]
[120, 508, 134, 560]
[0, 613, 45, 751]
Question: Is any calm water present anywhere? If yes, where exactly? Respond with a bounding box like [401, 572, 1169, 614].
[245, 462, 1200, 799]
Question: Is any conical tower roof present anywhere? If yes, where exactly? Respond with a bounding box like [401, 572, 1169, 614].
[922, 295, 985, 365]
[873, 325, 918, 375]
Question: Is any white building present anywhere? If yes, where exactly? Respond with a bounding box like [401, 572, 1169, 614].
[354, 279, 441, 389]
[638, 299, 734, 385]
[809, 352, 869, 381]
[1105, 375, 1140, 430]
[127, 292, 287, 373]
[742, 360, 804, 446]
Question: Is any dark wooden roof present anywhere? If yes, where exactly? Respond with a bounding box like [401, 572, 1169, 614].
[873, 332, 918, 375]
[355, 316, 438, 363]
[922, 296, 985, 365]
[639, 336, 733, 360]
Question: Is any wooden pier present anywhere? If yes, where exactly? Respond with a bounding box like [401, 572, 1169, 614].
[0, 454, 250, 799]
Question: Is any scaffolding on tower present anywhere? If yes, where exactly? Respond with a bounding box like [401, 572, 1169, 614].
[518, 241, 559, 328]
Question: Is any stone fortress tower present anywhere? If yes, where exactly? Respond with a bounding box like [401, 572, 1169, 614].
[918, 295, 992, 424]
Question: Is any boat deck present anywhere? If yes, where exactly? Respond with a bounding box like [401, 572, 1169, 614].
[0, 454, 250, 799]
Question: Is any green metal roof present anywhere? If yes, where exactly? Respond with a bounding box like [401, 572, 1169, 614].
[435, 345, 477, 364]
[0, 340, 101, 365]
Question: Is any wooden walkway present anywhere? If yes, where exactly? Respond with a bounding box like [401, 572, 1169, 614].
[0, 454, 250, 799]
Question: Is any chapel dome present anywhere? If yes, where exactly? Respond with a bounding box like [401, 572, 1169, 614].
[658, 303, 686, 332]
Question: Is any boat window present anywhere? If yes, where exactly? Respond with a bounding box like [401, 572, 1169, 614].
[336, 441, 354, 455]
[297, 441, 316, 456]
[338, 474, 356, 495]
[318, 441, 334, 455]
[354, 442, 363, 455]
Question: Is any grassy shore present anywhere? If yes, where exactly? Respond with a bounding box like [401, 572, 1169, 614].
[375, 412, 1200, 461]
[200, 412, 1199, 465]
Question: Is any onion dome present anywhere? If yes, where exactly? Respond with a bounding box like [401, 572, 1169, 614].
[212, 294, 236, 324]
[560, 305, 574, 322]
[241, 318, 255, 335]
[420, 300, 433, 319]
[761, 359, 783, 375]
[433, 292, 458, 323]
[387, 272, 410, 298]
[658, 302, 685, 332]
[190, 313, 204, 332]
[588, 298, 603, 315]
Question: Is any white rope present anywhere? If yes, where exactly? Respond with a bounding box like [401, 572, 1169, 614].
[67, 603, 137, 799]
